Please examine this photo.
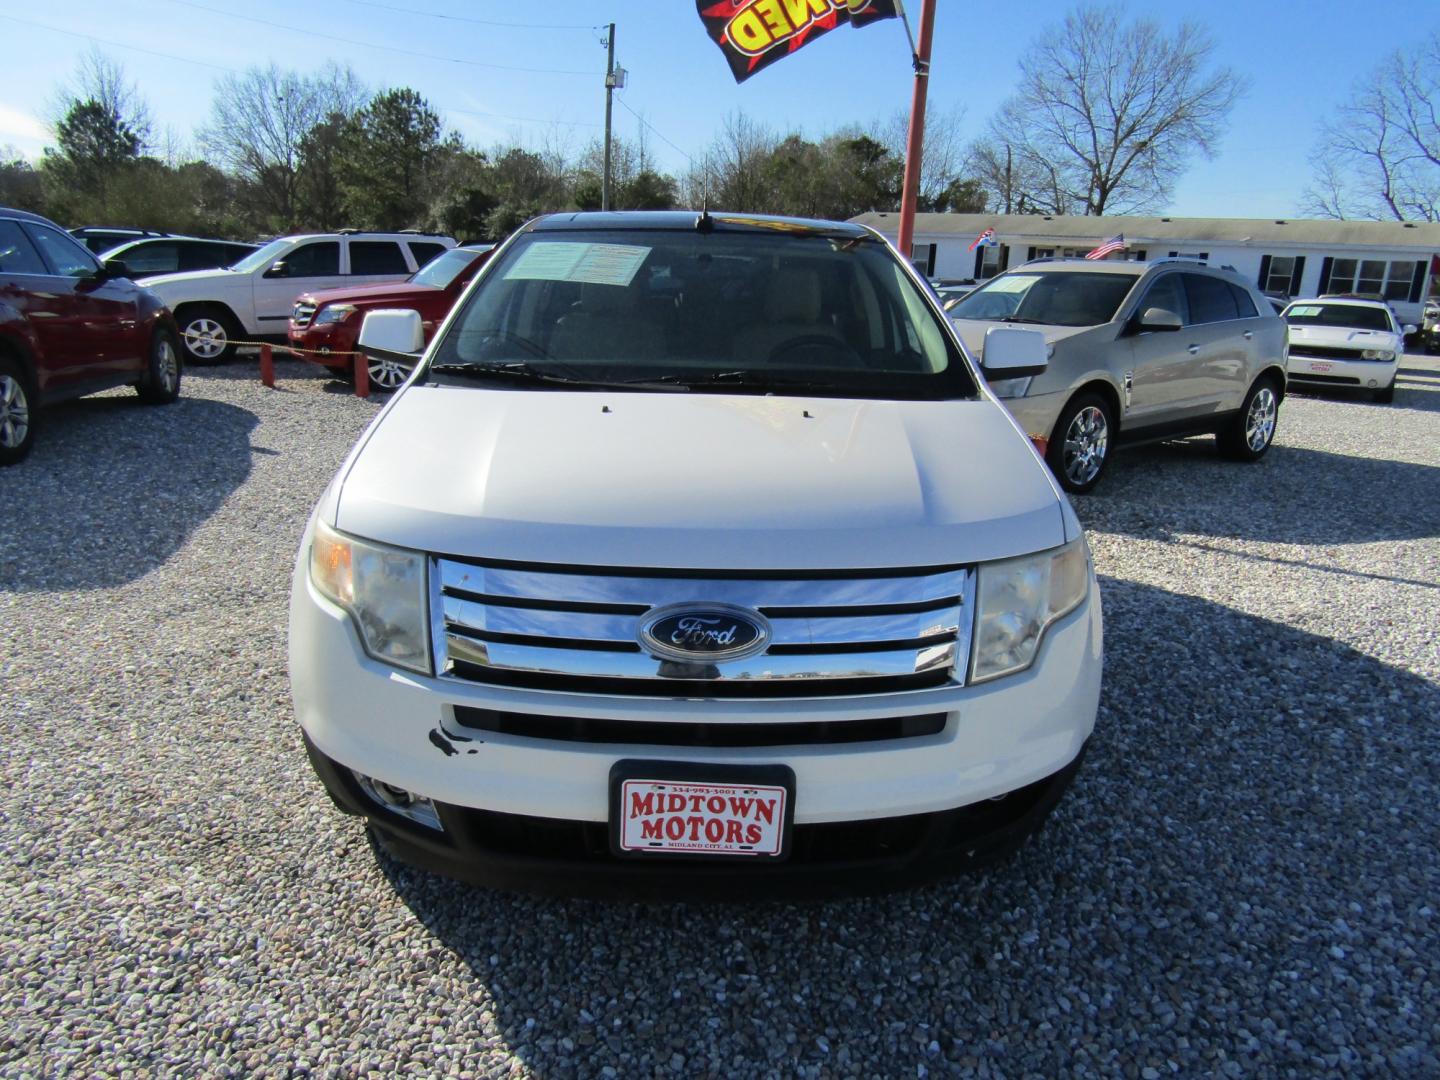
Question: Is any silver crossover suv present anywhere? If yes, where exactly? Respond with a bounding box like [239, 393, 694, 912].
[948, 259, 1288, 492]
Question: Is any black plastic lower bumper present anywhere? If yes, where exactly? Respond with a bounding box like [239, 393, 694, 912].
[303, 733, 1087, 900]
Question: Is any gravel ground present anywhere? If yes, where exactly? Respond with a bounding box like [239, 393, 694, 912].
[1, 354, 1437, 1077]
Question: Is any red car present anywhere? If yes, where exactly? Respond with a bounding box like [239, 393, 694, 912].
[289, 243, 494, 390]
[1, 206, 181, 466]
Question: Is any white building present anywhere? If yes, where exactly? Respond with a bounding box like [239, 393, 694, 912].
[851, 212, 1440, 325]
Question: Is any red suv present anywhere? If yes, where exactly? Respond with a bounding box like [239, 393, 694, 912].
[289, 243, 494, 390]
[1, 207, 181, 466]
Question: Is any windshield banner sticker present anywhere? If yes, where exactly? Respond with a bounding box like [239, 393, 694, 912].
[504, 242, 651, 287]
[696, 0, 899, 84]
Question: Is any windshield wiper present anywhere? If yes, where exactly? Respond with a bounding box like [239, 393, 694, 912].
[427, 362, 688, 392]
[626, 369, 839, 392]
[999, 316, 1047, 324]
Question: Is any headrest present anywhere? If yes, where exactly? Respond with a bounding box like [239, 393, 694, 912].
[764, 268, 823, 323]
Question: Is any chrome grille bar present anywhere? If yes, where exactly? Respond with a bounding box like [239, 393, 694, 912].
[432, 557, 974, 696]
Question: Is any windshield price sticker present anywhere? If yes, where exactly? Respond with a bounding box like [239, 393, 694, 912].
[1288, 305, 1321, 317]
[985, 276, 1037, 294]
[505, 242, 651, 287]
[618, 779, 786, 856]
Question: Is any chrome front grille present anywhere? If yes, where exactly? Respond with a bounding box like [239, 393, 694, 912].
[292, 301, 317, 328]
[432, 557, 974, 697]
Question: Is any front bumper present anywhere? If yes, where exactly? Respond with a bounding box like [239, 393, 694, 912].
[1286, 353, 1399, 389]
[288, 322, 357, 368]
[290, 553, 1102, 894]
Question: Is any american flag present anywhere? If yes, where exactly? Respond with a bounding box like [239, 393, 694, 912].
[967, 228, 997, 251]
[1084, 234, 1127, 260]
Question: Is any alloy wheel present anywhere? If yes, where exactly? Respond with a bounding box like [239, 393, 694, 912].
[1063, 405, 1109, 487]
[1246, 387, 1277, 451]
[368, 357, 409, 391]
[0, 374, 29, 449]
[184, 318, 227, 359]
[157, 338, 179, 392]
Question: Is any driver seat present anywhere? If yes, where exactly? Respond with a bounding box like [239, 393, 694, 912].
[731, 268, 845, 365]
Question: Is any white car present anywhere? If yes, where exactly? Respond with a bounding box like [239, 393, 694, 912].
[1282, 297, 1410, 403]
[139, 231, 456, 363]
[289, 211, 1102, 898]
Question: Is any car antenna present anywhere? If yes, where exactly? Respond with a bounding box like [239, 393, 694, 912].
[696, 153, 714, 233]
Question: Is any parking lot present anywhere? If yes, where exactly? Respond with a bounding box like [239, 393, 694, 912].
[2, 355, 1437, 1076]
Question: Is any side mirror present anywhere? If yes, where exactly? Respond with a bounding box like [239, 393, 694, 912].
[358, 309, 425, 367]
[980, 326, 1048, 380]
[263, 260, 288, 279]
[1135, 307, 1182, 333]
[1402, 324, 1417, 336]
[102, 258, 131, 279]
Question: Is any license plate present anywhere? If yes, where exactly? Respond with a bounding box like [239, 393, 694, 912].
[610, 761, 794, 859]
[1309, 361, 1333, 372]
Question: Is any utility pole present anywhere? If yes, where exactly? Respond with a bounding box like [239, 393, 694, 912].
[896, 0, 936, 266]
[602, 22, 616, 211]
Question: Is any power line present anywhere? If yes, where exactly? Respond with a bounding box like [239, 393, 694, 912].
[0, 13, 244, 75]
[0, 14, 603, 136]
[614, 94, 694, 167]
[165, 0, 596, 77]
[340, 0, 605, 32]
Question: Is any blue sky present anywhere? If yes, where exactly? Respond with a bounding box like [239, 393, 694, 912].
[0, 0, 1434, 218]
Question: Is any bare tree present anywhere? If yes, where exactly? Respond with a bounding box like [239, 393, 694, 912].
[201, 62, 365, 228]
[682, 111, 776, 210]
[985, 5, 1242, 216]
[871, 103, 968, 209]
[1303, 33, 1440, 221]
[49, 48, 152, 152]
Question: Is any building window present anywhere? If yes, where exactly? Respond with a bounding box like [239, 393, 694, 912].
[979, 245, 1003, 278]
[910, 243, 936, 277]
[1325, 258, 1417, 300]
[1166, 251, 1210, 262]
[1265, 256, 1295, 294]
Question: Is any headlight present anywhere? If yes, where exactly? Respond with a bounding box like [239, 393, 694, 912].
[1361, 349, 1395, 361]
[314, 304, 358, 326]
[970, 539, 1089, 683]
[310, 520, 430, 674]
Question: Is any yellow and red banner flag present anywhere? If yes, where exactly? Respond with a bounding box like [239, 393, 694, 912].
[697, 0, 901, 83]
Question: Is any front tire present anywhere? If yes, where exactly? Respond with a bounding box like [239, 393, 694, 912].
[1373, 380, 1396, 404]
[0, 357, 36, 467]
[177, 306, 240, 365]
[1219, 376, 1280, 461]
[1046, 392, 1114, 494]
[136, 327, 182, 404]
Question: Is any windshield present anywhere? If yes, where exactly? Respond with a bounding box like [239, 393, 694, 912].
[949, 270, 1138, 327]
[228, 238, 290, 274]
[1284, 303, 1393, 333]
[426, 228, 975, 399]
[411, 247, 484, 289]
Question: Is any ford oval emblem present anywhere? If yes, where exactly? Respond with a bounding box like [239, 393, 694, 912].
[639, 603, 772, 664]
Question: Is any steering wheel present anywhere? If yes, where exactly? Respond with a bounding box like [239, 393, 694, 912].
[767, 335, 862, 368]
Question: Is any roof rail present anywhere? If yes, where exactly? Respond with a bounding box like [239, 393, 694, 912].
[1148, 256, 1207, 266]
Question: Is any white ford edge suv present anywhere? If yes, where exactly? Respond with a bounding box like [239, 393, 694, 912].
[289, 211, 1103, 898]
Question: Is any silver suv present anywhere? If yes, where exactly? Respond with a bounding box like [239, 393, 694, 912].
[948, 258, 1288, 492]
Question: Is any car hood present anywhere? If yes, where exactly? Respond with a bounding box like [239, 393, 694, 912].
[950, 319, 1096, 361]
[300, 281, 440, 307]
[1287, 324, 1401, 350]
[135, 267, 243, 291]
[333, 388, 1066, 570]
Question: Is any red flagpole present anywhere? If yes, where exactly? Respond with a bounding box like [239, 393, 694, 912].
[896, 0, 936, 267]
